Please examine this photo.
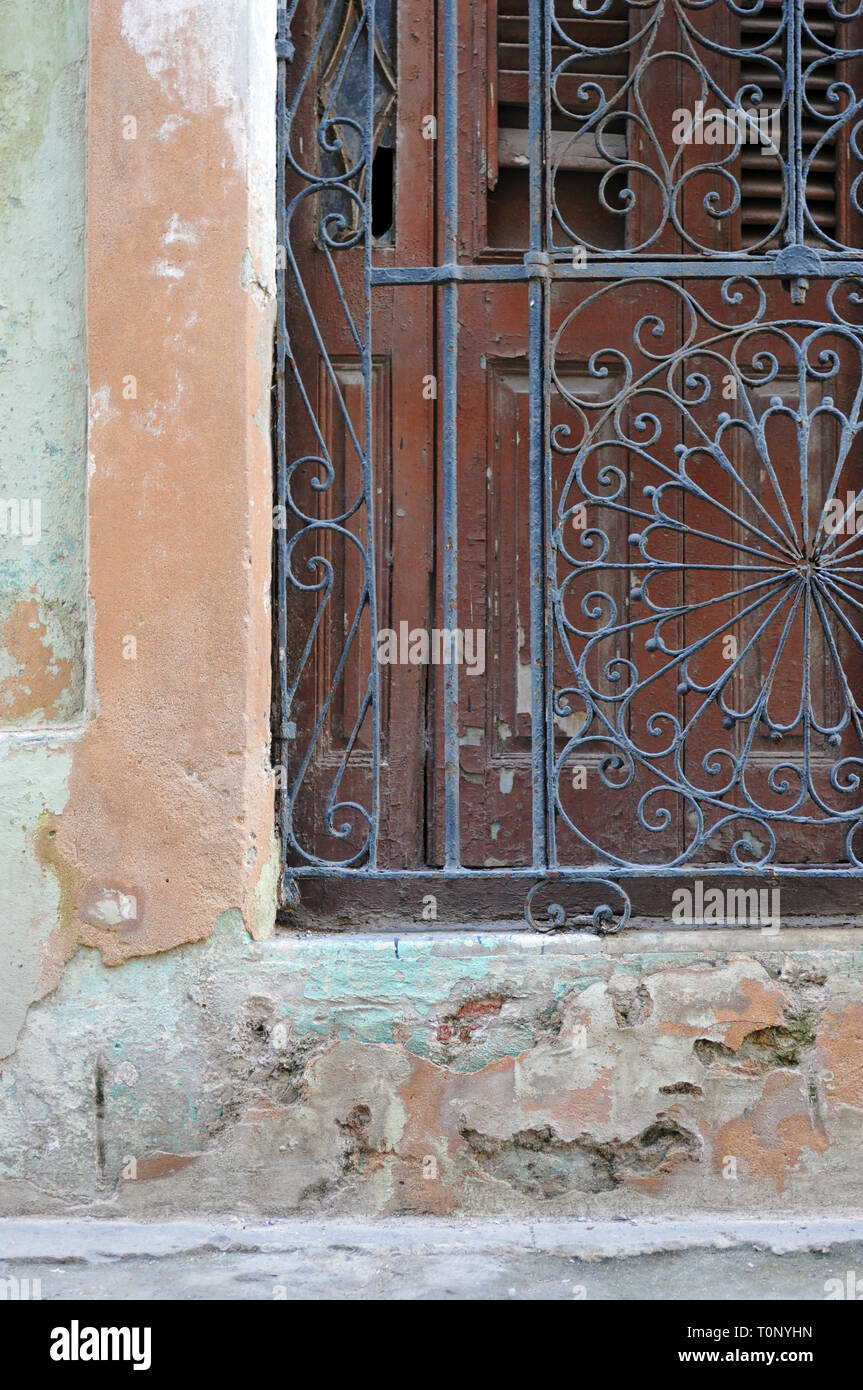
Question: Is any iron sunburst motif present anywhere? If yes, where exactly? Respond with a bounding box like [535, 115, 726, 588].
[552, 277, 863, 870]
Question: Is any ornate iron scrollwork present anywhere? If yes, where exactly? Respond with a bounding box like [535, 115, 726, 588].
[277, 2, 863, 934]
[551, 0, 788, 255]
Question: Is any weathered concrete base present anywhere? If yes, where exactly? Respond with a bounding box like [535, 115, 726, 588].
[3, 1218, 863, 1300]
[3, 919, 863, 1217]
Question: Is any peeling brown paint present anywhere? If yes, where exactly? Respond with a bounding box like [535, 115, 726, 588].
[819, 1003, 863, 1109]
[393, 1060, 459, 1215]
[123, 1152, 202, 1183]
[713, 975, 789, 1050]
[437, 995, 505, 1043]
[32, 817, 86, 994]
[79, 883, 144, 931]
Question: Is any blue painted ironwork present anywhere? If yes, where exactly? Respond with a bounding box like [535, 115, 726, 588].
[276, 0, 863, 933]
[442, 0, 461, 868]
[549, 0, 790, 258]
[546, 0, 863, 264]
[276, 0, 382, 881]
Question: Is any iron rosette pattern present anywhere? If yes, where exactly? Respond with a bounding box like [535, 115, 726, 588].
[551, 276, 863, 871]
[550, 0, 789, 256]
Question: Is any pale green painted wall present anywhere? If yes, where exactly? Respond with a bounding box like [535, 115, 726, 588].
[0, 0, 88, 721]
[0, 0, 87, 1057]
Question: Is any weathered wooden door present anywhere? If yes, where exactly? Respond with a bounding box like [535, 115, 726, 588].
[277, 0, 863, 928]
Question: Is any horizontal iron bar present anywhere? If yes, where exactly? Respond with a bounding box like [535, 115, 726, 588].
[372, 260, 863, 286]
[286, 866, 863, 879]
[551, 259, 863, 281]
[371, 264, 529, 284]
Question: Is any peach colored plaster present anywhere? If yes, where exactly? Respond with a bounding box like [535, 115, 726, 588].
[709, 1071, 829, 1192]
[819, 1003, 863, 1109]
[42, 0, 275, 975]
[1, 597, 74, 721]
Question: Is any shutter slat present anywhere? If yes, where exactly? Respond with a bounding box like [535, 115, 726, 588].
[497, 0, 629, 167]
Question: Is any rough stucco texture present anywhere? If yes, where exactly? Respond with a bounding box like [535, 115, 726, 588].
[48, 0, 277, 969]
[2, 922, 863, 1218]
[0, 0, 87, 1060]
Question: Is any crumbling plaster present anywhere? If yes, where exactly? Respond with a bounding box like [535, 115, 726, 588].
[3, 921, 863, 1217]
[0, 0, 88, 726]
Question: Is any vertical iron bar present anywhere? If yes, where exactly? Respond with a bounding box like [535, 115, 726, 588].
[787, 0, 803, 247]
[790, 0, 810, 546]
[527, 0, 549, 869]
[543, 0, 557, 870]
[276, 5, 293, 907]
[366, 0, 381, 866]
[442, 0, 460, 867]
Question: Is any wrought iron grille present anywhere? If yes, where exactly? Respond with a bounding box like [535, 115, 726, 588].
[275, 0, 863, 931]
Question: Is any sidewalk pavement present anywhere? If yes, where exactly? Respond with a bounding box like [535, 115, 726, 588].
[2, 1217, 863, 1299]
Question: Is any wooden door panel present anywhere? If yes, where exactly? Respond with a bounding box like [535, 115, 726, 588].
[426, 286, 536, 867]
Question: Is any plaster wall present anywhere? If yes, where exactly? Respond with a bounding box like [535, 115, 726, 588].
[0, 0, 88, 727]
[0, 0, 278, 1060]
